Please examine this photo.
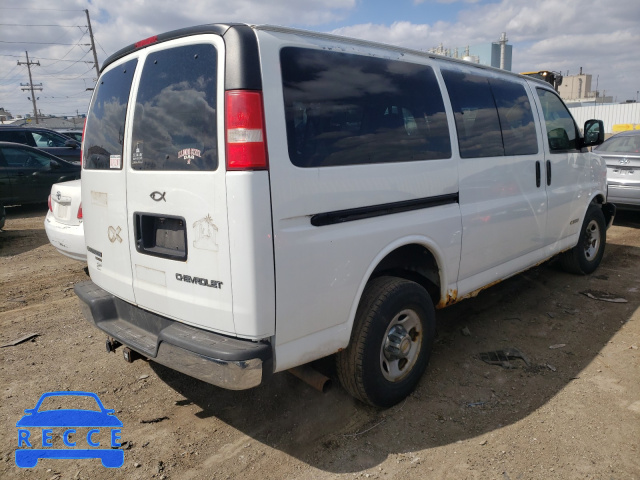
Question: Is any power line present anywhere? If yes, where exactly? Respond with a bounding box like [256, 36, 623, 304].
[0, 7, 84, 11]
[39, 47, 91, 75]
[35, 30, 89, 68]
[0, 23, 84, 27]
[95, 38, 108, 56]
[0, 63, 21, 82]
[1, 55, 93, 64]
[0, 41, 91, 46]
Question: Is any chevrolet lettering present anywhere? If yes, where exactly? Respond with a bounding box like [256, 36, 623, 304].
[175, 273, 222, 289]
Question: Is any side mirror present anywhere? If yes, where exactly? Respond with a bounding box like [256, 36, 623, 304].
[64, 139, 79, 149]
[50, 160, 61, 169]
[583, 119, 604, 147]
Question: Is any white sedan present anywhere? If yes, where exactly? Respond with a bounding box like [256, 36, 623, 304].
[44, 179, 86, 261]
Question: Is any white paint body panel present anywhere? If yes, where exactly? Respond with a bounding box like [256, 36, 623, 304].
[256, 30, 462, 370]
[81, 25, 608, 379]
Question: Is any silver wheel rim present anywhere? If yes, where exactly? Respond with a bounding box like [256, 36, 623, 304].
[380, 309, 422, 382]
[583, 219, 601, 261]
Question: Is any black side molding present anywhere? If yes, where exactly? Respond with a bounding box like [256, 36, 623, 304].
[310, 193, 459, 227]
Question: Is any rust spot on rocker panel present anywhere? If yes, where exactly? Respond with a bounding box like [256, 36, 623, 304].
[436, 256, 556, 309]
[436, 289, 458, 309]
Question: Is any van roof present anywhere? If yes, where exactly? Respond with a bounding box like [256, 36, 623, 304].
[102, 22, 549, 88]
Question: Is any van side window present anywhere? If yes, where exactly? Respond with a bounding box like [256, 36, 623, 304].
[442, 71, 503, 158]
[442, 70, 538, 158]
[491, 78, 538, 156]
[83, 59, 137, 170]
[536, 88, 578, 152]
[131, 44, 217, 171]
[280, 47, 451, 167]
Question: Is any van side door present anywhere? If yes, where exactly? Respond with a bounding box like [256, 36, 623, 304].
[261, 40, 459, 369]
[532, 87, 588, 252]
[441, 68, 547, 296]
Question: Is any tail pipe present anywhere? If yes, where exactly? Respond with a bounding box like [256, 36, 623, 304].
[288, 365, 332, 393]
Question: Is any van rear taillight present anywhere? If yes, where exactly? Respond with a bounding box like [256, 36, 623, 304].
[225, 90, 268, 171]
[48, 195, 52, 212]
[77, 203, 83, 220]
[135, 35, 158, 49]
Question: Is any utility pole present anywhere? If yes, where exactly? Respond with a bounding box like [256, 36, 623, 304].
[18, 51, 42, 124]
[85, 9, 100, 78]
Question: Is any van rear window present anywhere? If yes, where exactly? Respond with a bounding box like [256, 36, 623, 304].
[84, 59, 137, 170]
[130, 44, 218, 171]
[281, 48, 451, 168]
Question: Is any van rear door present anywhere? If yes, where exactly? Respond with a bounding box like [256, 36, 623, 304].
[83, 36, 236, 336]
[125, 38, 235, 335]
[82, 57, 138, 303]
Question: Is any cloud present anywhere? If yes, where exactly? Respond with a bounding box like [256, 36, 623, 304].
[332, 0, 640, 101]
[1, 0, 639, 120]
[0, 0, 357, 118]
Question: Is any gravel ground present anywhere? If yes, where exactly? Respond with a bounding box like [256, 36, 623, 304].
[1, 205, 639, 480]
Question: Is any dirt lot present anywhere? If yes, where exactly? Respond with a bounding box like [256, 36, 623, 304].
[1, 205, 639, 480]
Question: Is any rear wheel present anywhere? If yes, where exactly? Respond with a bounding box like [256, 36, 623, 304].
[560, 204, 606, 274]
[337, 276, 435, 408]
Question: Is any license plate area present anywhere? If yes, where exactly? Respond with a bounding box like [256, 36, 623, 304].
[134, 213, 187, 261]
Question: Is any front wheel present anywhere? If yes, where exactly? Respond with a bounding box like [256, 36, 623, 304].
[560, 204, 606, 275]
[336, 276, 435, 408]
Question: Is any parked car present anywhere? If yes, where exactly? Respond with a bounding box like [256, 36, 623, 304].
[75, 23, 612, 408]
[0, 125, 81, 163]
[0, 142, 80, 224]
[45, 179, 85, 261]
[56, 129, 84, 143]
[593, 130, 640, 209]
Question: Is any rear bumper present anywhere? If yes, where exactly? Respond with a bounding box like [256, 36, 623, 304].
[607, 184, 640, 209]
[74, 281, 272, 390]
[44, 212, 86, 262]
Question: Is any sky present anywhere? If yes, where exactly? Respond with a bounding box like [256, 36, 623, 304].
[1, 0, 639, 120]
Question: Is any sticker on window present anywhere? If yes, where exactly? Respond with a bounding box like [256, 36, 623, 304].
[109, 155, 121, 169]
[178, 148, 202, 165]
[132, 142, 143, 165]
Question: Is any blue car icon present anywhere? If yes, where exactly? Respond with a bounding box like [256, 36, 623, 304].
[15, 391, 123, 468]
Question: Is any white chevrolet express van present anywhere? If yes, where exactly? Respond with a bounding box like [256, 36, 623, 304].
[75, 23, 614, 407]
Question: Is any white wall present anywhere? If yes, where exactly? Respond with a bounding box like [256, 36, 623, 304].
[569, 103, 640, 133]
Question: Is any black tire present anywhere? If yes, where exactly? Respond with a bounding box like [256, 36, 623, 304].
[560, 204, 606, 275]
[0, 204, 5, 230]
[336, 276, 435, 408]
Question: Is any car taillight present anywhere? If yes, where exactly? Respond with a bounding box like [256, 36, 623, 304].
[77, 203, 83, 220]
[225, 90, 268, 170]
[48, 194, 52, 212]
[80, 118, 87, 168]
